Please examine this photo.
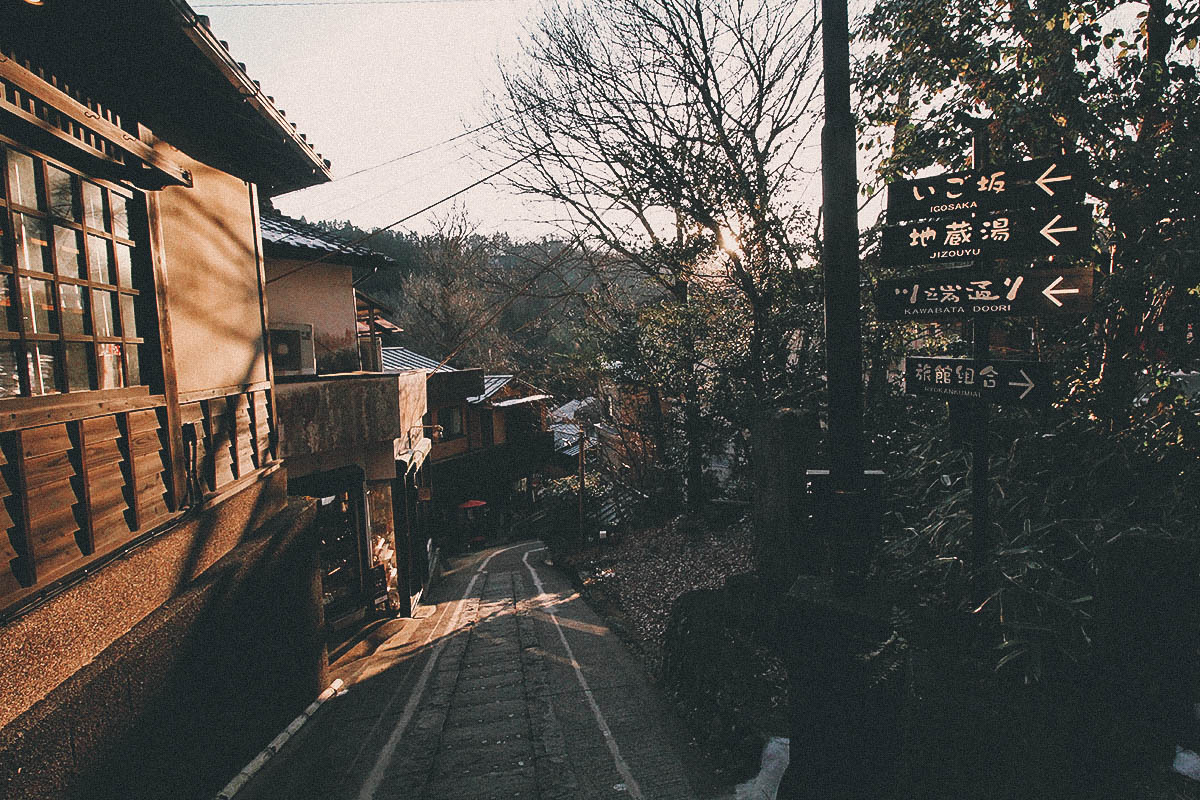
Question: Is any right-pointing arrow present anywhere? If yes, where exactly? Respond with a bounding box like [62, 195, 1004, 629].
[1041, 275, 1081, 307]
[1008, 369, 1036, 400]
[1040, 214, 1079, 246]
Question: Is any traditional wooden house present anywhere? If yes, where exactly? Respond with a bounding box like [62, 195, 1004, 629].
[380, 346, 553, 547]
[0, 3, 340, 797]
[261, 209, 434, 623]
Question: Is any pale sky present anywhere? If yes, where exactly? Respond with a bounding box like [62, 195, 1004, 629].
[196, 0, 554, 237]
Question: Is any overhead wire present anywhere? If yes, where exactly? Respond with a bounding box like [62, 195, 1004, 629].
[265, 145, 545, 285]
[196, 1, 512, 7]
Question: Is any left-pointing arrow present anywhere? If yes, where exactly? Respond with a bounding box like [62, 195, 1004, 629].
[1041, 275, 1081, 307]
[1008, 369, 1036, 400]
[1040, 214, 1079, 246]
[1035, 163, 1072, 196]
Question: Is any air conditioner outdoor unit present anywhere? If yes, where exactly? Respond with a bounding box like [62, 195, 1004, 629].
[270, 323, 316, 376]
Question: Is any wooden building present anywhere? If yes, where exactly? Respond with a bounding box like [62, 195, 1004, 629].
[380, 346, 554, 548]
[0, 3, 340, 797]
[261, 209, 435, 623]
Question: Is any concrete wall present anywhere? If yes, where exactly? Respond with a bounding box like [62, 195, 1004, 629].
[0, 480, 323, 800]
[264, 259, 359, 375]
[154, 147, 268, 394]
[275, 371, 427, 466]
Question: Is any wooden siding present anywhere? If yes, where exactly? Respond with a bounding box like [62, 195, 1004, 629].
[0, 387, 277, 615]
[179, 388, 276, 497]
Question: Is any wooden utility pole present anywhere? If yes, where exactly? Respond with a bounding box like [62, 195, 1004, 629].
[818, 0, 870, 568]
[577, 429, 586, 546]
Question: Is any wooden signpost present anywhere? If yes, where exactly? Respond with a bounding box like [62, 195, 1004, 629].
[878, 130, 1095, 588]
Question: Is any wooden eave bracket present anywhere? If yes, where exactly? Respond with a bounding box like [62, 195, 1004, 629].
[0, 55, 192, 189]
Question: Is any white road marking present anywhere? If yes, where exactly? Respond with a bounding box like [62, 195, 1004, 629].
[522, 548, 644, 799]
[357, 543, 529, 800]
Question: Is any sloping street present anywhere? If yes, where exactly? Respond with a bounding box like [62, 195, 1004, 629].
[237, 541, 702, 800]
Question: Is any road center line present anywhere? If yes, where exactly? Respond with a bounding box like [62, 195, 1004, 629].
[522, 548, 644, 799]
[357, 542, 529, 800]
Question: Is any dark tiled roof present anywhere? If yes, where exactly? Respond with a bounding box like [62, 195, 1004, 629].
[260, 211, 391, 267]
[380, 346, 455, 373]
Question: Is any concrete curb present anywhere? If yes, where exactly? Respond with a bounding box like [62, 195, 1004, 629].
[214, 678, 345, 800]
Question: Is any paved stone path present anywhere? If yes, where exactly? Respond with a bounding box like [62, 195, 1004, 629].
[239, 541, 702, 800]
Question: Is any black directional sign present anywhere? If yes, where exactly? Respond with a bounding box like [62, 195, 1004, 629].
[881, 205, 1092, 267]
[904, 356, 1051, 406]
[886, 154, 1085, 223]
[876, 266, 1093, 321]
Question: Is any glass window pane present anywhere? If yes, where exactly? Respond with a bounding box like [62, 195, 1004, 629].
[29, 343, 62, 395]
[92, 289, 117, 336]
[0, 216, 9, 267]
[61, 283, 89, 335]
[7, 149, 42, 209]
[16, 213, 52, 272]
[87, 235, 114, 284]
[112, 194, 130, 239]
[83, 182, 108, 231]
[46, 165, 78, 220]
[126, 344, 140, 386]
[119, 293, 137, 338]
[54, 226, 85, 278]
[65, 342, 94, 392]
[97, 343, 124, 389]
[0, 343, 21, 397]
[0, 274, 16, 332]
[114, 243, 133, 286]
[21, 277, 58, 334]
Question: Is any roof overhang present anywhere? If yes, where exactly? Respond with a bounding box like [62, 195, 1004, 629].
[0, 0, 333, 195]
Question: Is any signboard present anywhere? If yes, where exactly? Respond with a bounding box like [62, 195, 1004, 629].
[904, 356, 1051, 406]
[882, 205, 1092, 267]
[876, 266, 1093, 321]
[886, 154, 1085, 223]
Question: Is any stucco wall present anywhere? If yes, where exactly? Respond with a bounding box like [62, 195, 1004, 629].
[264, 259, 359, 375]
[154, 147, 268, 394]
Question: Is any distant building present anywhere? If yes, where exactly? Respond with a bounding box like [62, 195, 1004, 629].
[381, 346, 554, 547]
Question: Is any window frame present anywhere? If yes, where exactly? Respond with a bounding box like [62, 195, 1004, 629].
[0, 136, 148, 400]
[436, 405, 465, 440]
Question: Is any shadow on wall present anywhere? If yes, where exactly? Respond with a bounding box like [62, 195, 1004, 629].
[0, 495, 326, 800]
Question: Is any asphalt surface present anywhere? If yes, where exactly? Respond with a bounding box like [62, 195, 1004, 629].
[238, 540, 706, 800]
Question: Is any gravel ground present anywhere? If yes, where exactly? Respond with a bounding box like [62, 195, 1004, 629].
[560, 514, 756, 678]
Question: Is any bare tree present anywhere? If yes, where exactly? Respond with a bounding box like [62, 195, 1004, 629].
[490, 0, 825, 504]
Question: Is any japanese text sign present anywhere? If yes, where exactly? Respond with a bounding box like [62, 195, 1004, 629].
[876, 266, 1093, 320]
[904, 356, 1051, 406]
[886, 154, 1085, 223]
[881, 205, 1092, 267]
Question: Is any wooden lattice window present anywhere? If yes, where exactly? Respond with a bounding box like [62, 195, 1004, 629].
[0, 139, 146, 397]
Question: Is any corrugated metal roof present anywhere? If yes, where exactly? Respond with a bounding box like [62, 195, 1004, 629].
[261, 211, 391, 266]
[380, 346, 455, 373]
[468, 375, 513, 403]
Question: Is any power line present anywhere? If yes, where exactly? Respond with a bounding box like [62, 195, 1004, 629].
[196, 1, 511, 7]
[265, 146, 544, 285]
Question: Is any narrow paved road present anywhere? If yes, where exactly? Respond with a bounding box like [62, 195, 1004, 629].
[239, 540, 702, 800]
